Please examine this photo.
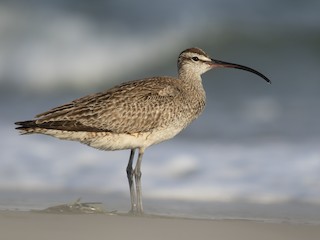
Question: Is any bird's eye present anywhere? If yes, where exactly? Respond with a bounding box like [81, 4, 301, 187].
[191, 57, 199, 61]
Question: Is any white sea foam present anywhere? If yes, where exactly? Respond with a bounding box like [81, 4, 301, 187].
[2, 124, 320, 205]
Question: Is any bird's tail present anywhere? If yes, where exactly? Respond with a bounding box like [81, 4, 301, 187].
[15, 120, 39, 134]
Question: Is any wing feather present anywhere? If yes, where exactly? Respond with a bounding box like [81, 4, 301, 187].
[35, 77, 183, 133]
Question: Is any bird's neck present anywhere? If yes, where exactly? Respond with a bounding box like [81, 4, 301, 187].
[178, 68, 206, 114]
[178, 68, 205, 93]
[176, 68, 206, 122]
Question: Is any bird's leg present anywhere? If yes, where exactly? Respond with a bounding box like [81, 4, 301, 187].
[134, 148, 144, 215]
[126, 149, 136, 213]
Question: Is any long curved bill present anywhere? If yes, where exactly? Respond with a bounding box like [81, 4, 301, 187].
[211, 59, 271, 84]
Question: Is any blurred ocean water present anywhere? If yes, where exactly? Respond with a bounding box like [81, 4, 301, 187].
[0, 0, 320, 208]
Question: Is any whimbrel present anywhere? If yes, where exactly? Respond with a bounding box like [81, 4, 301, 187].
[15, 47, 270, 215]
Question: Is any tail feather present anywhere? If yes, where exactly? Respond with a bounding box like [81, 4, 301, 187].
[15, 120, 38, 134]
[15, 120, 107, 133]
[15, 120, 37, 128]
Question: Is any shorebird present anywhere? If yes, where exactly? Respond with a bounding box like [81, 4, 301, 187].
[15, 47, 270, 215]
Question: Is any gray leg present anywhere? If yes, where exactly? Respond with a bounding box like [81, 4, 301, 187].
[134, 148, 145, 214]
[126, 149, 136, 213]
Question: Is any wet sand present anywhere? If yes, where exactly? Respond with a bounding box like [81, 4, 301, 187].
[1, 210, 320, 240]
[0, 190, 319, 240]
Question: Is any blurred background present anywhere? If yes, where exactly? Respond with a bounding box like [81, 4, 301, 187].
[0, 0, 320, 217]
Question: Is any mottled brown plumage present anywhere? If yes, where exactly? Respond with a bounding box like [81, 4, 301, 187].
[21, 77, 204, 134]
[15, 47, 270, 215]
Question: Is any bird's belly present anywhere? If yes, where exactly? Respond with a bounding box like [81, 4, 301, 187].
[86, 125, 184, 150]
[37, 125, 184, 151]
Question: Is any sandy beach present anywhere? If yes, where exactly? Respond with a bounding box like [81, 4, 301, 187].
[0, 190, 319, 240]
[0, 210, 319, 240]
